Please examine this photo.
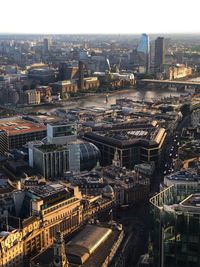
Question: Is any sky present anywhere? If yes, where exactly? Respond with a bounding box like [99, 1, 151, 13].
[1, 0, 200, 34]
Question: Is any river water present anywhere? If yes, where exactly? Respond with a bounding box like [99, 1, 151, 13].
[35, 87, 189, 114]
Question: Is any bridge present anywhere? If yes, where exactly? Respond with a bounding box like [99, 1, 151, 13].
[137, 79, 200, 91]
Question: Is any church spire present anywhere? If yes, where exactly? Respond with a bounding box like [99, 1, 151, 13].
[53, 231, 69, 267]
[112, 149, 121, 167]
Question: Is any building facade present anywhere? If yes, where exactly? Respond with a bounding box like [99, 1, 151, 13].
[150, 183, 200, 267]
[0, 183, 113, 267]
[84, 123, 167, 169]
[155, 37, 165, 73]
[137, 33, 150, 74]
[20, 90, 41, 105]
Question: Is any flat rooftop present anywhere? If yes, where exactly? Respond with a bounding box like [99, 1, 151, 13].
[27, 183, 71, 199]
[0, 117, 46, 136]
[166, 169, 200, 182]
[36, 144, 68, 153]
[85, 122, 166, 146]
[181, 193, 200, 208]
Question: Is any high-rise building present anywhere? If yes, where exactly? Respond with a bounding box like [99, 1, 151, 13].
[78, 61, 84, 90]
[137, 33, 150, 74]
[43, 38, 50, 53]
[150, 180, 200, 267]
[154, 37, 165, 73]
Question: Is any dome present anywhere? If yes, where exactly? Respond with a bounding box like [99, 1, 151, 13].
[102, 185, 115, 198]
[80, 141, 101, 171]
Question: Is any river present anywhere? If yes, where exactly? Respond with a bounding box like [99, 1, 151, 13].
[34, 87, 189, 114]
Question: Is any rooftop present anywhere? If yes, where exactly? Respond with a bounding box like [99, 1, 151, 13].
[36, 144, 68, 153]
[0, 117, 46, 136]
[52, 80, 76, 86]
[27, 182, 71, 199]
[165, 169, 200, 182]
[181, 193, 200, 208]
[85, 122, 166, 146]
[30, 223, 122, 267]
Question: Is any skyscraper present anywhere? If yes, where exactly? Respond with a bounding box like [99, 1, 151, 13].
[155, 37, 165, 73]
[137, 33, 150, 74]
[43, 38, 50, 53]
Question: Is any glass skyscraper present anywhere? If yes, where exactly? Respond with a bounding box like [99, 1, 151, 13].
[150, 183, 200, 267]
[137, 33, 150, 74]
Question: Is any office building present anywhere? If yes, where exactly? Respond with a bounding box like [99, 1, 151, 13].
[43, 38, 50, 54]
[47, 122, 77, 145]
[29, 139, 100, 177]
[137, 33, 150, 74]
[0, 130, 8, 155]
[0, 117, 46, 149]
[155, 37, 165, 73]
[150, 181, 200, 267]
[29, 144, 68, 179]
[84, 122, 167, 169]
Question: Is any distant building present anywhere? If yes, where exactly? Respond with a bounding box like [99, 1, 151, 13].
[20, 89, 41, 105]
[50, 80, 78, 97]
[154, 37, 165, 73]
[83, 77, 100, 90]
[28, 68, 56, 85]
[166, 64, 192, 80]
[36, 86, 52, 103]
[43, 38, 50, 54]
[137, 34, 150, 74]
[0, 87, 19, 105]
[58, 62, 78, 81]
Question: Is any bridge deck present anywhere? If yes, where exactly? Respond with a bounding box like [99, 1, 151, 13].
[140, 79, 200, 86]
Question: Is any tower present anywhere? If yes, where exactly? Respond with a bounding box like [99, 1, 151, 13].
[137, 33, 150, 74]
[53, 231, 68, 267]
[78, 61, 84, 90]
[43, 38, 50, 54]
[155, 37, 165, 73]
[112, 149, 121, 167]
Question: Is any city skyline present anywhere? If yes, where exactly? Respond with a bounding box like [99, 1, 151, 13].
[1, 0, 200, 34]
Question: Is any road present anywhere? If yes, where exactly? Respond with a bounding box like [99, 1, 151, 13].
[112, 202, 150, 267]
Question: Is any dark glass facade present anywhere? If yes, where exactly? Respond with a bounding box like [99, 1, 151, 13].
[150, 185, 200, 267]
[80, 142, 100, 171]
